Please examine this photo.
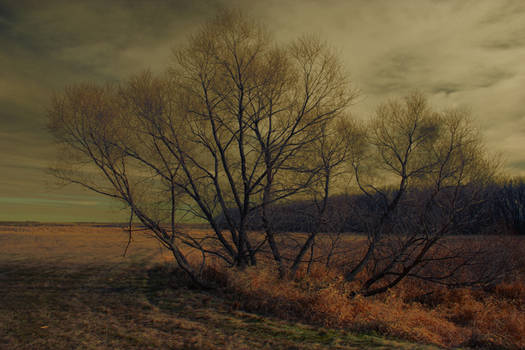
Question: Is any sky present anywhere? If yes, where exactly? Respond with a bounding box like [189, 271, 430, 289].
[1, 0, 524, 222]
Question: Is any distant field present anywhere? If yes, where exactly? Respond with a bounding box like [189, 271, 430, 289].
[0, 224, 441, 350]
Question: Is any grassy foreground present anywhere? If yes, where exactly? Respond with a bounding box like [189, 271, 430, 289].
[0, 224, 440, 350]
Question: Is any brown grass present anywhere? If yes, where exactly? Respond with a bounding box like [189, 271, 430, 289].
[0, 223, 440, 350]
[2, 223, 524, 349]
[203, 233, 525, 350]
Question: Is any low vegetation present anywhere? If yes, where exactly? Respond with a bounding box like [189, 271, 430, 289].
[2, 224, 524, 349]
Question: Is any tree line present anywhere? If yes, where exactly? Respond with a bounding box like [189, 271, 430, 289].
[218, 178, 525, 236]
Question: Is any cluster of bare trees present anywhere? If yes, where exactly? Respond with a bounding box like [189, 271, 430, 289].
[48, 11, 502, 294]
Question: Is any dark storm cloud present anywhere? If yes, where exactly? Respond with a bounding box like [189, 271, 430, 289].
[1, 1, 212, 80]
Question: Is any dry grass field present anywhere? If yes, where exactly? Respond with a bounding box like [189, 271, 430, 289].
[0, 223, 441, 350]
[1, 223, 524, 349]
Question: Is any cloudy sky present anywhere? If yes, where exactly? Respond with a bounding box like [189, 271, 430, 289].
[1, 0, 524, 222]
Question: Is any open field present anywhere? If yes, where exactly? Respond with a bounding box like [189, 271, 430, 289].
[0, 223, 445, 350]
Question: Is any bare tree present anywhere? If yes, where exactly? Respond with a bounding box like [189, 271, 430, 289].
[342, 93, 499, 296]
[47, 10, 357, 283]
[47, 81, 210, 286]
[286, 117, 361, 277]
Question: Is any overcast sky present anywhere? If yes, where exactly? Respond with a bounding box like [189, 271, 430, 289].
[1, 0, 524, 222]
